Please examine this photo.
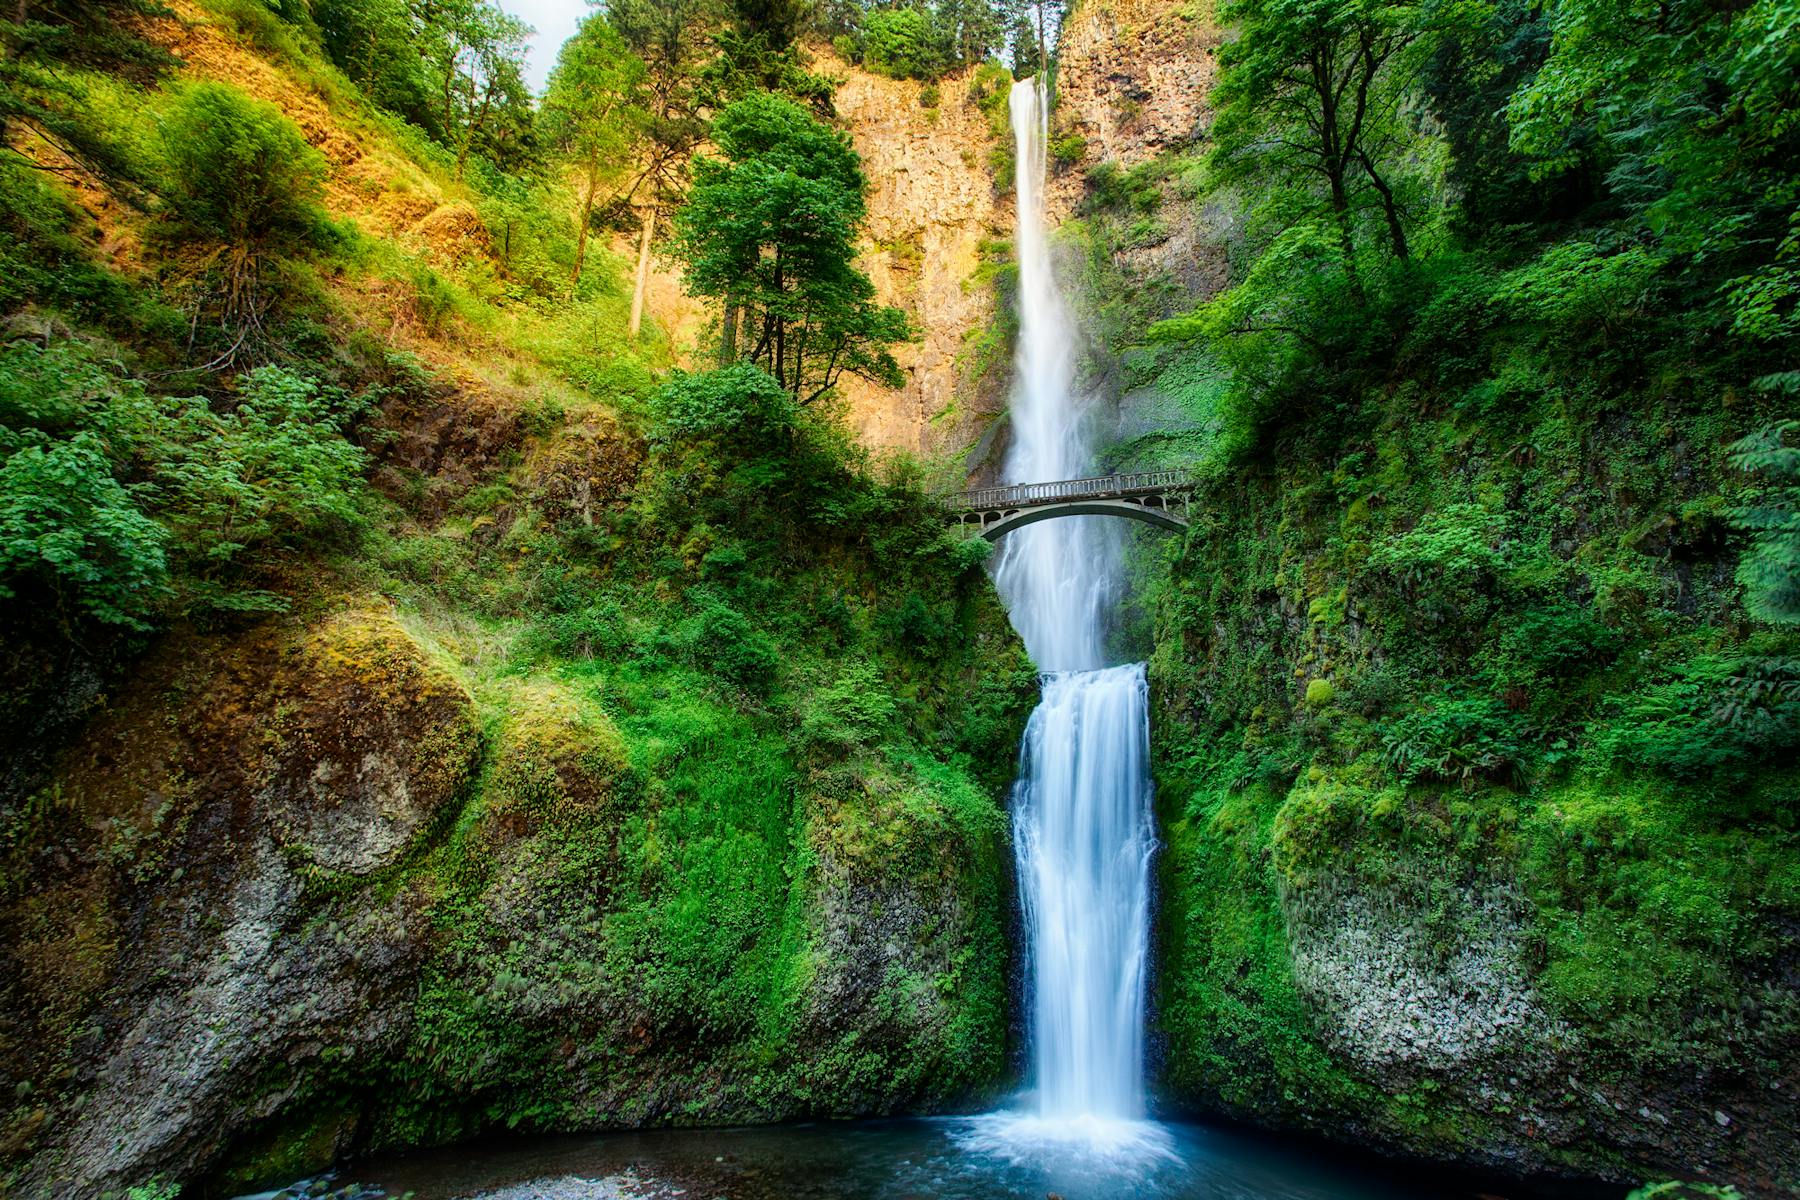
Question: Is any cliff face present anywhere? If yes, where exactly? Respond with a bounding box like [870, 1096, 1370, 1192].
[1048, 0, 1220, 215]
[1048, 0, 1230, 303]
[625, 53, 1012, 467]
[829, 56, 1013, 463]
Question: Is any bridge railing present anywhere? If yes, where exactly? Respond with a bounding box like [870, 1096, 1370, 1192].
[940, 469, 1193, 513]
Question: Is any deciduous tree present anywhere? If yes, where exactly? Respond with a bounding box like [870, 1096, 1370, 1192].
[672, 92, 910, 403]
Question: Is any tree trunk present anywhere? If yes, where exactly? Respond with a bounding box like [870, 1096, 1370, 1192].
[719, 297, 739, 366]
[773, 251, 786, 392]
[1359, 150, 1410, 260]
[1329, 177, 1362, 298]
[628, 206, 655, 340]
[572, 155, 599, 290]
[455, 81, 494, 181]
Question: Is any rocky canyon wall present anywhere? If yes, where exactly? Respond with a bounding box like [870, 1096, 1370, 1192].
[631, 53, 1013, 469]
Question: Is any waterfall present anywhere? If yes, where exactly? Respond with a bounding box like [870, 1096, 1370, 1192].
[983, 76, 1161, 1140]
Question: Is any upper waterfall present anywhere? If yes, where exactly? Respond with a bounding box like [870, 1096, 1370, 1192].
[991, 78, 1126, 674]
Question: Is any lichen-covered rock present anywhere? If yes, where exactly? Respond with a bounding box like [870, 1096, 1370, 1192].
[791, 756, 1011, 1111]
[1, 605, 480, 1198]
[1283, 881, 1570, 1075]
[477, 678, 631, 849]
[1152, 765, 1800, 1197]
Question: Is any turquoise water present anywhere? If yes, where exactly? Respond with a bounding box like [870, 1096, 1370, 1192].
[343, 1116, 1485, 1200]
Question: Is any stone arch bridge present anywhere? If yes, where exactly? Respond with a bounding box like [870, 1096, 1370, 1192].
[942, 470, 1194, 542]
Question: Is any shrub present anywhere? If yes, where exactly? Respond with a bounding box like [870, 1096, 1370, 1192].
[153, 367, 369, 610]
[801, 660, 898, 749]
[650, 364, 797, 450]
[678, 589, 780, 693]
[1380, 691, 1528, 784]
[1050, 132, 1087, 166]
[862, 9, 943, 79]
[0, 432, 168, 628]
[1593, 653, 1800, 779]
[159, 82, 328, 253]
[1728, 414, 1800, 626]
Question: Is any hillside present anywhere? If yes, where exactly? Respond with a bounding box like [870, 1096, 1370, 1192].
[0, 1, 1038, 1194]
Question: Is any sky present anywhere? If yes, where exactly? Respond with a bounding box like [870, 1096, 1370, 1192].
[501, 0, 588, 92]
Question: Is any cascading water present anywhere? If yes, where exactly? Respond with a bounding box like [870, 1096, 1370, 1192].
[967, 76, 1166, 1161]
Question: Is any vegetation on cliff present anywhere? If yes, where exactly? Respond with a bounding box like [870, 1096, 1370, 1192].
[1056, 0, 1799, 1188]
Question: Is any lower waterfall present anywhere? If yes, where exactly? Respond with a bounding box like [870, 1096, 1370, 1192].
[964, 75, 1168, 1160]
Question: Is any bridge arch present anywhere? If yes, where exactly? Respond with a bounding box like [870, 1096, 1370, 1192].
[942, 470, 1194, 543]
[963, 497, 1189, 542]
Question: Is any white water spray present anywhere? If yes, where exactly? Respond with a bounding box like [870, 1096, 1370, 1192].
[974, 77, 1163, 1154]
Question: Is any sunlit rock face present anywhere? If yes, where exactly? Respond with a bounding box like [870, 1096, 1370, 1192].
[626, 51, 1013, 467]
[825, 52, 1013, 462]
[1047, 0, 1222, 216]
[1048, 0, 1231, 301]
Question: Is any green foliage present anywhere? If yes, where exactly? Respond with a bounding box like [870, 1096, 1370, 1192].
[1729, 413, 1800, 626]
[124, 1183, 181, 1200]
[801, 659, 898, 748]
[861, 9, 942, 78]
[311, 0, 442, 134]
[1047, 132, 1084, 167]
[672, 93, 911, 404]
[0, 339, 372, 629]
[0, 0, 176, 197]
[158, 82, 328, 253]
[831, 0, 1007, 77]
[1628, 1184, 1745, 1200]
[1208, 0, 1437, 281]
[650, 362, 798, 449]
[152, 367, 369, 602]
[0, 430, 169, 628]
[1380, 690, 1526, 783]
[1506, 0, 1800, 341]
[1593, 653, 1800, 779]
[542, 15, 649, 288]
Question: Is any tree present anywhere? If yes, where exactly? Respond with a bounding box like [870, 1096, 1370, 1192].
[1005, 0, 1062, 74]
[542, 15, 649, 290]
[158, 82, 328, 359]
[1209, 0, 1431, 292]
[439, 2, 534, 177]
[935, 0, 1006, 66]
[1507, 0, 1800, 342]
[313, 0, 442, 136]
[607, 0, 719, 338]
[672, 92, 910, 403]
[862, 8, 942, 78]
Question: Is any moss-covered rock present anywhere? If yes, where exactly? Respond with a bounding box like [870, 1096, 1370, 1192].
[1143, 386, 1800, 1195]
[1, 603, 481, 1199]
